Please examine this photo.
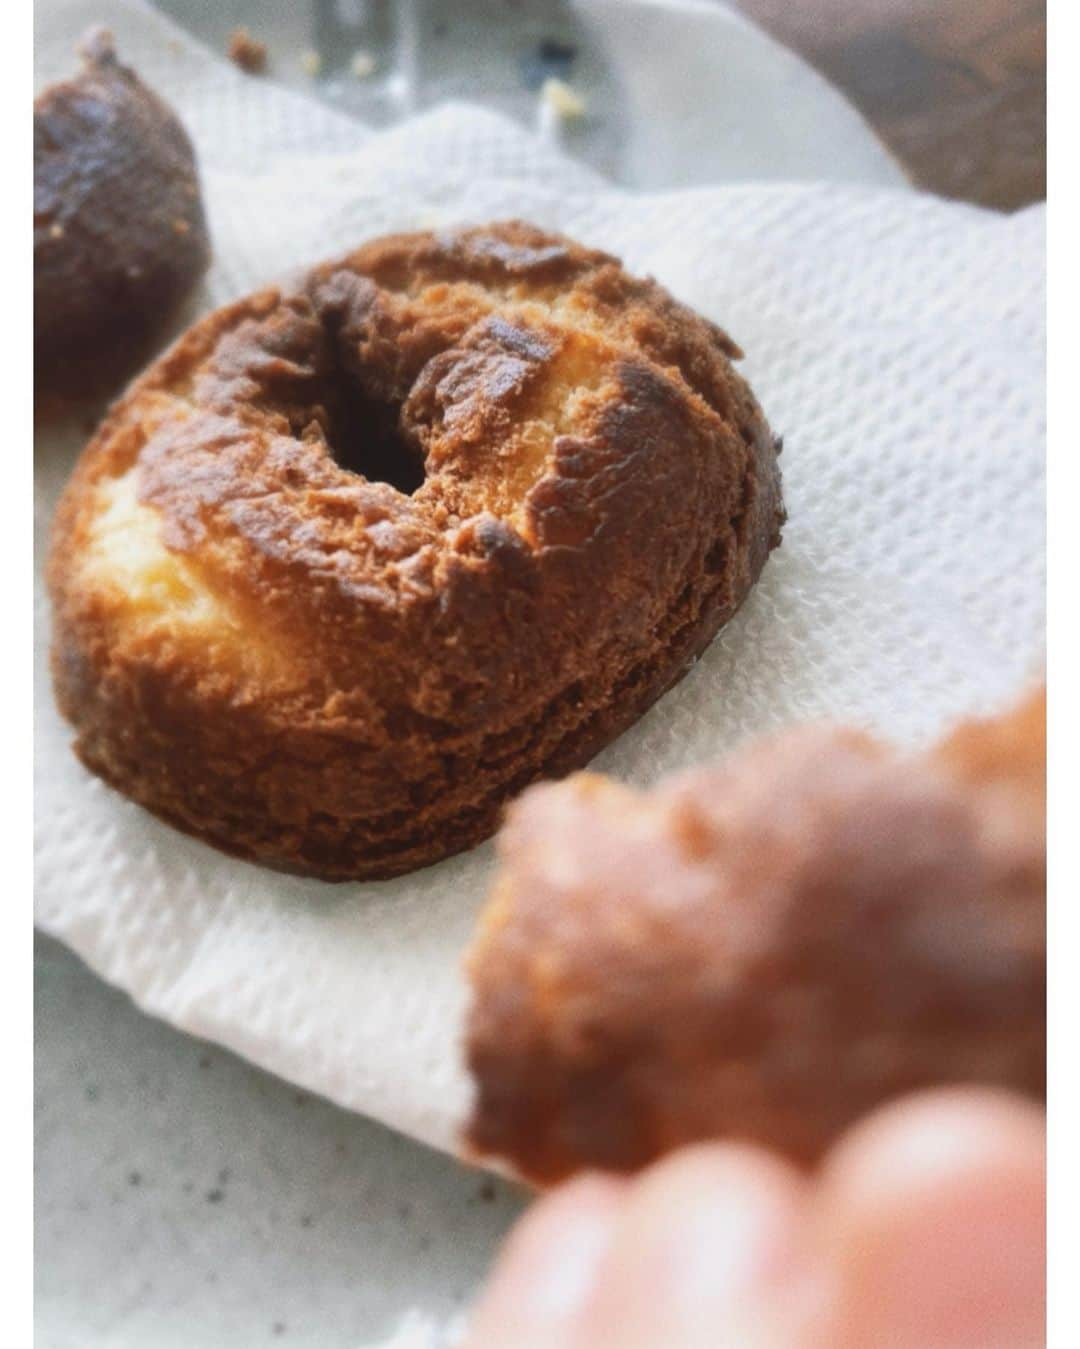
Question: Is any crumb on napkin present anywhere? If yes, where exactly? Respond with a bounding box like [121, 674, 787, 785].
[539, 76, 587, 121]
[227, 27, 267, 74]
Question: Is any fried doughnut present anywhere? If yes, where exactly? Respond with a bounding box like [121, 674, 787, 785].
[465, 688, 1045, 1185]
[34, 29, 210, 403]
[47, 222, 784, 880]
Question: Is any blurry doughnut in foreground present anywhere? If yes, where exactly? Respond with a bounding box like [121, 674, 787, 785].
[465, 688, 1045, 1185]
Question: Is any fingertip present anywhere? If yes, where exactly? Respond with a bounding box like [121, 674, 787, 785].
[814, 1088, 1045, 1349]
[819, 1086, 1045, 1204]
[466, 1173, 627, 1348]
[577, 1141, 814, 1348]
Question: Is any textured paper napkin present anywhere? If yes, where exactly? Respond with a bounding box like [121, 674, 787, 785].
[35, 0, 1045, 1158]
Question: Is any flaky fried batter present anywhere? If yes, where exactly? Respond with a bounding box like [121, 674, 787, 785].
[48, 222, 784, 879]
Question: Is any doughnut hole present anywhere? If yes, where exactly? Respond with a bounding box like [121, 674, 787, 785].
[310, 348, 426, 497]
[202, 273, 439, 499]
[306, 315, 428, 496]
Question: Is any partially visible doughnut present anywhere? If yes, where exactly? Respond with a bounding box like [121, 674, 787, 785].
[465, 688, 1046, 1185]
[48, 221, 784, 880]
[34, 29, 210, 402]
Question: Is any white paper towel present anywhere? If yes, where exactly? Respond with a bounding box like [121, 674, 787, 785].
[35, 0, 1045, 1159]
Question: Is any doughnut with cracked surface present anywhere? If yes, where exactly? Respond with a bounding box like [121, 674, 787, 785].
[48, 221, 784, 880]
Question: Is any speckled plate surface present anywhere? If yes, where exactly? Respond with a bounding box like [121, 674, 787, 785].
[36, 3, 906, 1345]
[35, 933, 522, 1348]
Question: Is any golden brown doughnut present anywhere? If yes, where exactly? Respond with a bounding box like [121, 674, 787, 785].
[48, 222, 784, 880]
[34, 29, 210, 404]
[465, 688, 1045, 1185]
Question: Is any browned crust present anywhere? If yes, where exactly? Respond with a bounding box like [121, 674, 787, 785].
[48, 221, 784, 880]
[34, 29, 211, 403]
[464, 688, 1046, 1186]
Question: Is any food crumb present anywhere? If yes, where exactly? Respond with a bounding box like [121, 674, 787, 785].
[227, 27, 267, 74]
[299, 49, 321, 78]
[539, 76, 587, 122]
[172, 218, 191, 235]
[350, 49, 377, 80]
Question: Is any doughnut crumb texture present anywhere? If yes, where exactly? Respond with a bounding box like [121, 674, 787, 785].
[48, 222, 784, 880]
[465, 688, 1046, 1185]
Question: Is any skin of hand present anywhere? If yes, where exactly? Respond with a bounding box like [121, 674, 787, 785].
[465, 1088, 1045, 1349]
